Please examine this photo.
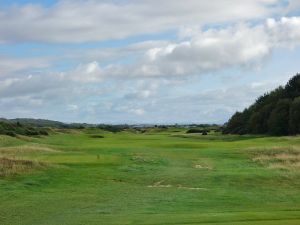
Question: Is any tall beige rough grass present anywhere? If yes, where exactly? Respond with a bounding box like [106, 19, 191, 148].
[249, 146, 300, 170]
[0, 157, 45, 177]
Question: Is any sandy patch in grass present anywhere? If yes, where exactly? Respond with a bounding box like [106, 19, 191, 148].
[0, 157, 47, 177]
[148, 180, 206, 190]
[148, 180, 172, 188]
[193, 158, 213, 170]
[194, 164, 212, 170]
[249, 146, 300, 170]
[177, 186, 206, 190]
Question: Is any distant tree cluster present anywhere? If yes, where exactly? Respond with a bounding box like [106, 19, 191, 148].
[223, 74, 300, 136]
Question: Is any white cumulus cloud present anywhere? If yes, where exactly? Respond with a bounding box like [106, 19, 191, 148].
[0, 0, 284, 43]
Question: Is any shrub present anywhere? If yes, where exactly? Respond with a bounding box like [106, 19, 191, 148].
[186, 129, 203, 133]
[187, 129, 209, 135]
[5, 131, 16, 137]
[202, 131, 208, 135]
[39, 130, 49, 136]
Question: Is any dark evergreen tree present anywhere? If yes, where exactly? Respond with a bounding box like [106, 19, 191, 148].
[223, 110, 250, 134]
[289, 97, 300, 134]
[267, 99, 291, 135]
[285, 74, 300, 99]
[224, 74, 300, 136]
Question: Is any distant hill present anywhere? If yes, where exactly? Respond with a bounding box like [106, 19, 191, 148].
[0, 118, 96, 129]
[223, 74, 300, 136]
[7, 118, 67, 128]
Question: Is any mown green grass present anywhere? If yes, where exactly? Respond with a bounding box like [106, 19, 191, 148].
[0, 129, 300, 225]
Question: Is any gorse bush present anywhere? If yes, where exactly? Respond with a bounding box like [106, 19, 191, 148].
[223, 74, 300, 136]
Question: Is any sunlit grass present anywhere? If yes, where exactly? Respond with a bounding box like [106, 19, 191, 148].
[0, 129, 300, 225]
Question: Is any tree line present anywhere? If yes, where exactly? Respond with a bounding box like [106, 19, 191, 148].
[223, 74, 300, 136]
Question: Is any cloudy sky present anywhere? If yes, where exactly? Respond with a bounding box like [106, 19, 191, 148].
[1, 0, 300, 124]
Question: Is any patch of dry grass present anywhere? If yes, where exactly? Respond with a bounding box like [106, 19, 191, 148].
[249, 146, 300, 170]
[52, 129, 81, 134]
[0, 145, 60, 154]
[130, 154, 166, 165]
[15, 135, 35, 142]
[0, 157, 46, 177]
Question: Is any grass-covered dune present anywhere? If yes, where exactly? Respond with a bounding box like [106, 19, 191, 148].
[0, 129, 300, 225]
[0, 121, 49, 137]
